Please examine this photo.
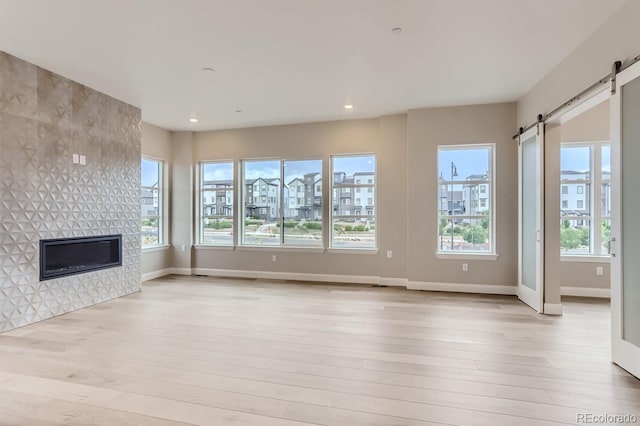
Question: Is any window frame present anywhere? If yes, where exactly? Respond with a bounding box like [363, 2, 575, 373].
[198, 160, 235, 247]
[329, 153, 378, 250]
[141, 156, 165, 249]
[240, 156, 324, 248]
[560, 141, 611, 258]
[436, 143, 496, 257]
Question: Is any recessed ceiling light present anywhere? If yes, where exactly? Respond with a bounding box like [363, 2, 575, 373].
[392, 27, 402, 33]
[189, 118, 198, 123]
[344, 104, 354, 110]
[202, 67, 215, 73]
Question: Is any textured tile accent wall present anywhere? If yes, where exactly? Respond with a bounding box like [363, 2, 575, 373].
[0, 51, 141, 332]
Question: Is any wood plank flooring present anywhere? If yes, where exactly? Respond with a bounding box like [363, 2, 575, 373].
[0, 275, 637, 425]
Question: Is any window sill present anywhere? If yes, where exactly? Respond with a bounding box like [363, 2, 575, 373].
[560, 255, 610, 263]
[237, 246, 325, 253]
[327, 248, 379, 255]
[435, 253, 498, 261]
[194, 245, 235, 251]
[142, 244, 171, 253]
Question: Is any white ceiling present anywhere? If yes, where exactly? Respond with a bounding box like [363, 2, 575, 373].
[0, 0, 627, 131]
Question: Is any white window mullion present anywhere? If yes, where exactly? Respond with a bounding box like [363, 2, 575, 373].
[280, 160, 285, 245]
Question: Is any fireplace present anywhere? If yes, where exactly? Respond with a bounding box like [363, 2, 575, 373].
[40, 235, 122, 281]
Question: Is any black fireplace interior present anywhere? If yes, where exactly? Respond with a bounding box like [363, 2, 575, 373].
[40, 235, 122, 281]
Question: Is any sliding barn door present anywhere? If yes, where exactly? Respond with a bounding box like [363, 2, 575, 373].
[611, 61, 640, 378]
[518, 124, 544, 313]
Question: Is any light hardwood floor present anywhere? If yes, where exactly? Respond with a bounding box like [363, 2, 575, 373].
[0, 275, 638, 425]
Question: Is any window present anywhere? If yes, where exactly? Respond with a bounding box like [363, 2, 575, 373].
[141, 158, 163, 247]
[199, 161, 234, 245]
[242, 159, 322, 247]
[560, 142, 610, 255]
[331, 154, 376, 248]
[437, 145, 494, 254]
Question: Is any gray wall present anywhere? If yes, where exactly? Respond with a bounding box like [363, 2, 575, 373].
[154, 106, 517, 287]
[171, 132, 195, 271]
[0, 52, 141, 332]
[517, 0, 640, 125]
[188, 116, 407, 281]
[141, 103, 609, 295]
[407, 103, 518, 287]
[141, 122, 172, 276]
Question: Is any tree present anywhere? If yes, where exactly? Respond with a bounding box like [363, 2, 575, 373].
[463, 224, 487, 244]
[560, 226, 582, 250]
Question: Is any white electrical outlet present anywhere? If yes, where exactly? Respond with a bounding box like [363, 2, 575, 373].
[79, 155, 86, 165]
[72, 153, 79, 164]
[596, 266, 603, 276]
[462, 263, 468, 272]
[386, 250, 392, 258]
[272, 254, 277, 262]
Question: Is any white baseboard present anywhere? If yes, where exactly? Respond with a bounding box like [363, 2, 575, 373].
[141, 268, 173, 282]
[378, 277, 409, 287]
[561, 286, 610, 298]
[150, 267, 517, 297]
[192, 268, 379, 285]
[544, 303, 563, 315]
[406, 281, 517, 295]
[170, 267, 193, 276]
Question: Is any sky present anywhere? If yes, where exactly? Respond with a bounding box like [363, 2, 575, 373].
[196, 156, 375, 182]
[141, 159, 159, 187]
[203, 162, 234, 181]
[438, 148, 489, 180]
[436, 144, 611, 183]
[560, 145, 610, 173]
[144, 147, 610, 187]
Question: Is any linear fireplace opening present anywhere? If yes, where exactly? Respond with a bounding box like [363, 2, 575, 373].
[40, 235, 122, 281]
